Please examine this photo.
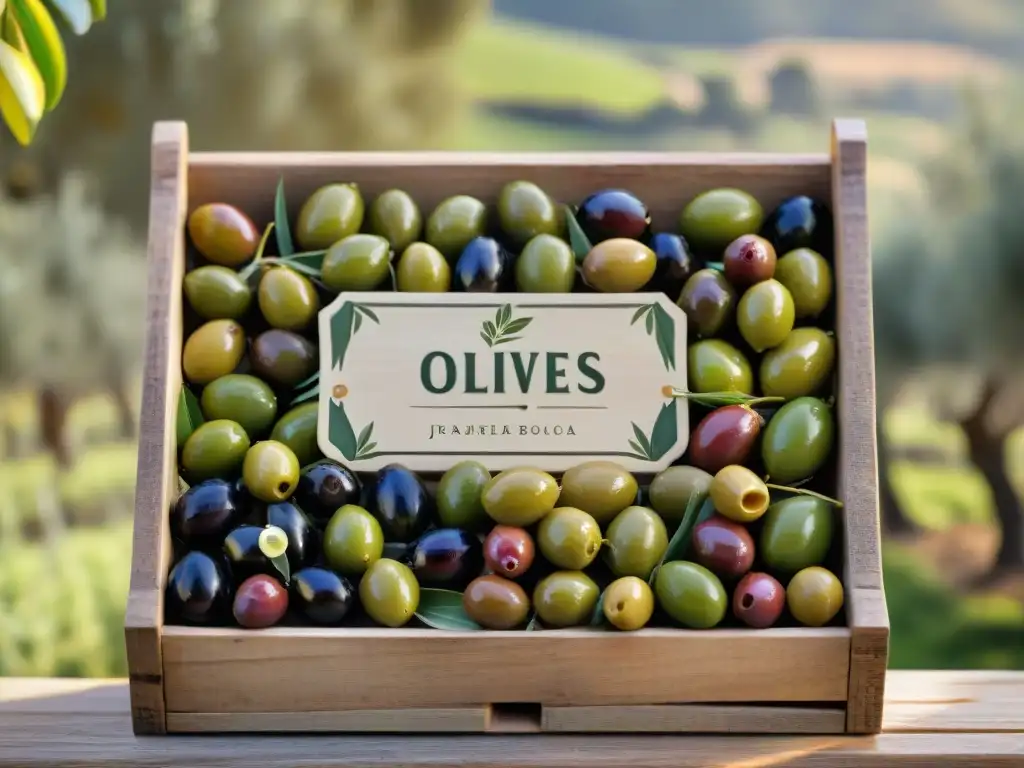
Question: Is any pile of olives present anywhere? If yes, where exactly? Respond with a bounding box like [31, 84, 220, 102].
[169, 177, 845, 632]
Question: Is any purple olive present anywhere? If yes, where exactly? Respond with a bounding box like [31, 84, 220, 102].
[733, 571, 785, 629]
[483, 525, 535, 579]
[723, 234, 776, 288]
[576, 188, 651, 243]
[691, 514, 755, 580]
[233, 574, 288, 629]
[690, 404, 762, 475]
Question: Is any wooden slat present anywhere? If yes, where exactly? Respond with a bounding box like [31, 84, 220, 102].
[166, 707, 493, 734]
[124, 121, 189, 735]
[831, 118, 890, 734]
[541, 704, 847, 734]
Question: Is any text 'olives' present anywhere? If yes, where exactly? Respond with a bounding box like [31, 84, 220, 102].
[483, 525, 535, 579]
[463, 575, 530, 630]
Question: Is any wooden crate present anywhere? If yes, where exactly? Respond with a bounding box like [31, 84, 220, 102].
[126, 118, 888, 736]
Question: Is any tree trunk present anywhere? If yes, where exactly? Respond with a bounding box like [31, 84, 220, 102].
[876, 422, 915, 535]
[38, 387, 72, 469]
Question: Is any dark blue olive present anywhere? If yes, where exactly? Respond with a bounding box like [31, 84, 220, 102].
[171, 478, 243, 549]
[367, 464, 434, 542]
[266, 501, 318, 571]
[760, 196, 834, 257]
[166, 550, 232, 625]
[454, 236, 511, 292]
[405, 528, 484, 589]
[223, 525, 277, 582]
[646, 232, 701, 297]
[291, 567, 355, 626]
[576, 188, 650, 243]
[293, 460, 361, 526]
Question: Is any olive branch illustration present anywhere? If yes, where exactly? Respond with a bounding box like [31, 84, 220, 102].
[631, 303, 676, 372]
[480, 303, 533, 347]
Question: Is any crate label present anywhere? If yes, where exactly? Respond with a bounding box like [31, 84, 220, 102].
[316, 292, 688, 473]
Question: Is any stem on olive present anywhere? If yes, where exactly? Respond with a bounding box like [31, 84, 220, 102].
[705, 261, 724, 272]
[765, 483, 844, 508]
[668, 389, 785, 408]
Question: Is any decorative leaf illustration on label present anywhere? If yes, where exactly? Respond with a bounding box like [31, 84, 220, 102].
[480, 303, 533, 347]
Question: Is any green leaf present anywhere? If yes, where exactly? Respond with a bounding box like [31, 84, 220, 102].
[329, 399, 358, 461]
[175, 385, 203, 447]
[525, 612, 541, 631]
[389, 263, 397, 291]
[483, 320, 497, 339]
[631, 422, 653, 458]
[356, 422, 374, 451]
[492, 336, 522, 346]
[590, 591, 606, 627]
[331, 302, 355, 369]
[269, 553, 291, 586]
[630, 304, 652, 325]
[498, 303, 512, 329]
[652, 304, 677, 371]
[280, 250, 326, 271]
[177, 476, 190, 495]
[651, 492, 715, 584]
[645, 310, 654, 335]
[563, 204, 593, 263]
[628, 438, 645, 457]
[290, 386, 318, 406]
[87, 0, 105, 21]
[648, 399, 679, 461]
[45, 0, 91, 34]
[354, 304, 379, 323]
[274, 176, 295, 257]
[480, 331, 493, 347]
[503, 316, 532, 335]
[415, 589, 483, 630]
[0, 30, 46, 146]
[10, 0, 68, 112]
[357, 441, 377, 456]
[293, 371, 320, 390]
[353, 312, 363, 334]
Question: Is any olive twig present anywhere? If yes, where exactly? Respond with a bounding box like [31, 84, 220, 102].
[765, 483, 843, 508]
[705, 261, 724, 272]
[668, 388, 785, 408]
[238, 221, 276, 282]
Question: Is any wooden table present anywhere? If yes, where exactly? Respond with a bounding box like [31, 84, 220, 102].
[1, 671, 1022, 767]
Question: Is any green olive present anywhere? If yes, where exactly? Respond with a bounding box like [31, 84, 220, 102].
[537, 507, 602, 570]
[497, 180, 563, 248]
[182, 319, 246, 385]
[786, 566, 844, 627]
[242, 440, 301, 503]
[677, 268, 737, 338]
[200, 374, 278, 439]
[269, 401, 322, 467]
[425, 195, 487, 260]
[183, 265, 252, 321]
[436, 460, 491, 531]
[603, 505, 668, 580]
[679, 188, 764, 257]
[481, 467, 559, 526]
[321, 233, 392, 291]
[396, 242, 451, 292]
[709, 465, 770, 523]
[557, 460, 638, 525]
[295, 183, 365, 250]
[775, 248, 833, 319]
[581, 238, 657, 292]
[532, 570, 599, 628]
[760, 327, 836, 400]
[654, 560, 727, 629]
[462, 575, 530, 630]
[761, 496, 834, 574]
[761, 396, 835, 484]
[181, 419, 250, 482]
[323, 504, 384, 575]
[515, 234, 575, 293]
[368, 189, 422, 253]
[258, 266, 319, 331]
[687, 339, 753, 394]
[250, 330, 317, 389]
[186, 203, 259, 267]
[737, 279, 795, 353]
[602, 576, 654, 631]
[648, 465, 713, 525]
[359, 558, 420, 628]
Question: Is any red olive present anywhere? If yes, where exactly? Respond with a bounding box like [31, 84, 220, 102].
[576, 189, 651, 243]
[483, 525, 535, 579]
[723, 234, 776, 288]
[733, 571, 785, 629]
[690, 404, 762, 475]
[691, 514, 755, 580]
[233, 574, 289, 629]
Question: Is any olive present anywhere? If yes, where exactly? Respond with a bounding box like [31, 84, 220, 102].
[182, 319, 246, 385]
[454, 236, 512, 292]
[425, 194, 488, 260]
[654, 560, 727, 629]
[242, 440, 301, 503]
[733, 571, 785, 628]
[294, 460, 362, 526]
[171, 478, 244, 549]
[405, 528, 484, 589]
[774, 248, 833, 319]
[368, 464, 435, 542]
[557, 460, 638, 525]
[760, 327, 836, 400]
[368, 189, 422, 253]
[323, 504, 384, 575]
[723, 234, 776, 288]
[689, 405, 762, 475]
[395, 242, 451, 292]
[181, 420, 250, 483]
[602, 576, 654, 631]
[646, 232, 700, 297]
[183, 265, 252, 321]
[269, 402, 322, 468]
[321, 233, 392, 291]
[498, 180, 563, 248]
[691, 514, 755, 580]
[709, 465, 770, 524]
[295, 183, 365, 251]
[223, 524, 278, 581]
[761, 397, 835, 484]
[576, 188, 650, 243]
[165, 551, 231, 624]
[257, 267, 319, 332]
[187, 202, 259, 267]
[603, 505, 668, 580]
[359, 558, 420, 628]
[266, 500, 318, 571]
[250, 329, 317, 389]
[688, 340, 754, 394]
[532, 570, 600, 628]
[787, 566, 844, 627]
[760, 195, 833, 257]
[737, 279, 795, 353]
[436, 460, 491, 531]
[679, 188, 764, 257]
[463, 574, 530, 630]
[233, 573, 288, 629]
[201, 374, 278, 439]
[580, 238, 657, 293]
[761, 496, 834, 574]
[515, 234, 575, 293]
[291, 567, 355, 626]
[481, 467, 559, 527]
[482, 525, 535, 579]
[537, 507, 602, 570]
[677, 268, 737, 338]
[647, 465, 713, 525]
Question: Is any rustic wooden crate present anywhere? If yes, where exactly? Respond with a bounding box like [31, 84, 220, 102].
[126, 118, 888, 736]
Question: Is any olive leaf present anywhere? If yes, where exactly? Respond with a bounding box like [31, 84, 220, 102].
[331, 302, 355, 369]
[652, 304, 676, 372]
[631, 423, 653, 458]
[175, 385, 203, 448]
[290, 385, 319, 406]
[649, 491, 714, 585]
[356, 422, 374, 451]
[269, 553, 291, 585]
[645, 310, 654, 335]
[329, 399, 358, 461]
[668, 389, 785, 408]
[589, 591, 606, 627]
[563, 204, 593, 263]
[415, 589, 482, 630]
[525, 612, 542, 631]
[293, 371, 320, 390]
[648, 399, 678, 461]
[274, 176, 295, 257]
[630, 304, 654, 325]
[481, 304, 532, 347]
[238, 222, 276, 284]
[354, 304, 380, 324]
